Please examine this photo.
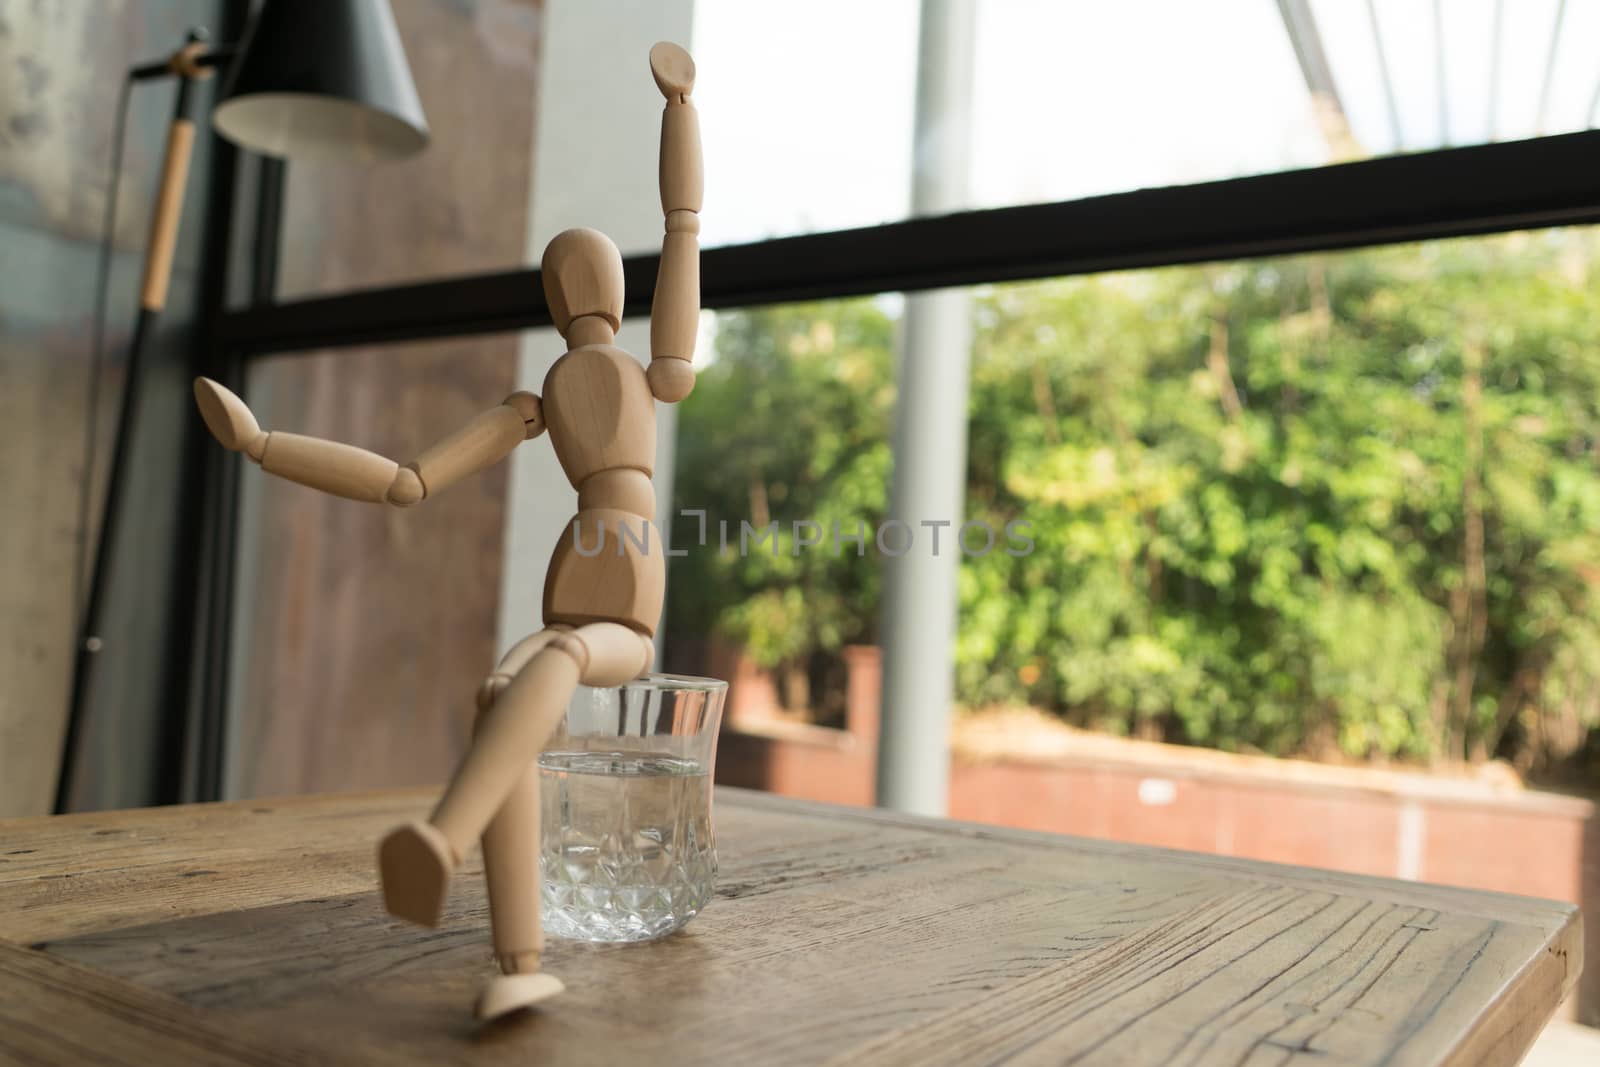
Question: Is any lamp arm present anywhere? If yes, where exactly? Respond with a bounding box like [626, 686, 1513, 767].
[129, 40, 236, 82]
[139, 80, 200, 313]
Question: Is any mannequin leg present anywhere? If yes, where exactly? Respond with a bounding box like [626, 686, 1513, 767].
[475, 639, 560, 1018]
[376, 631, 580, 928]
[375, 622, 652, 1017]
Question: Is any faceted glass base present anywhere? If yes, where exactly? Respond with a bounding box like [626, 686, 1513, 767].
[539, 750, 717, 942]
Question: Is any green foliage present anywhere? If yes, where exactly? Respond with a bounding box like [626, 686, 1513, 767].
[668, 300, 894, 667]
[667, 231, 1600, 768]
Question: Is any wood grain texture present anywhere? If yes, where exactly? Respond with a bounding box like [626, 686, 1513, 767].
[649, 70, 701, 394]
[407, 403, 529, 500]
[258, 432, 402, 504]
[137, 118, 195, 312]
[649, 229, 700, 363]
[539, 227, 625, 334]
[0, 945, 300, 1067]
[576, 468, 656, 516]
[657, 103, 702, 213]
[0, 788, 1579, 1065]
[543, 509, 666, 634]
[541, 345, 658, 485]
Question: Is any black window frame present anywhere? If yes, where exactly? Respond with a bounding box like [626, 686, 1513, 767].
[220, 130, 1600, 354]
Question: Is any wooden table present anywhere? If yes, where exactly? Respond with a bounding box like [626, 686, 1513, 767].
[0, 788, 1580, 1066]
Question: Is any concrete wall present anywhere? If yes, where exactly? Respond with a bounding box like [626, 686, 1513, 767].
[0, 0, 228, 815]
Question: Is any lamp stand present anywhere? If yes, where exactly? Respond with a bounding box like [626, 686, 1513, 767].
[56, 36, 215, 812]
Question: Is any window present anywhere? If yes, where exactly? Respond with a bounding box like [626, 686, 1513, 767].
[693, 0, 1600, 245]
[664, 226, 1600, 775]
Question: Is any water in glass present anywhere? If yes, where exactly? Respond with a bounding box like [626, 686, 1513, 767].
[539, 749, 715, 942]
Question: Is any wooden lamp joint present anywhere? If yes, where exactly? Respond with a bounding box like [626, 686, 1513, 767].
[168, 42, 215, 80]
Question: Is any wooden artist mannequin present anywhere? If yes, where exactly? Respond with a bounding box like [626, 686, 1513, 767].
[192, 42, 702, 1021]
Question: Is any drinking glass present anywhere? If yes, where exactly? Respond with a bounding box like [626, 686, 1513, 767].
[538, 674, 727, 942]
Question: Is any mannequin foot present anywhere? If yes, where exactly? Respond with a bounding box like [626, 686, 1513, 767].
[475, 972, 565, 1020]
[377, 821, 455, 926]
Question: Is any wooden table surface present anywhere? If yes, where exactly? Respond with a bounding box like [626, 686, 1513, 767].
[0, 787, 1581, 1066]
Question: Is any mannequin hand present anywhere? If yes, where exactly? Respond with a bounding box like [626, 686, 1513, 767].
[193, 377, 268, 460]
[649, 42, 694, 100]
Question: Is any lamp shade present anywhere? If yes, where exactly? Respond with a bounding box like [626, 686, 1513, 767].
[213, 0, 428, 162]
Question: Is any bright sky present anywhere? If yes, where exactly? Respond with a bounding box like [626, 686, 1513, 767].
[690, 0, 1600, 248]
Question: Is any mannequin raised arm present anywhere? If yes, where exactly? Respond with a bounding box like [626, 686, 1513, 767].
[193, 377, 545, 506]
[645, 41, 701, 404]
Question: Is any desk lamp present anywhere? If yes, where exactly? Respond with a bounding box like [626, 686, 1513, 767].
[59, 0, 429, 811]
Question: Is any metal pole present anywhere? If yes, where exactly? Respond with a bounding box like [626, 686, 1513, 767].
[875, 0, 975, 816]
[58, 49, 205, 812]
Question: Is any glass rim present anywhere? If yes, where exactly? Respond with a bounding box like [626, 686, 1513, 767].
[589, 673, 728, 694]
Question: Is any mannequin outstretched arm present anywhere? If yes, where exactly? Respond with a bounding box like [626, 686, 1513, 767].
[193, 377, 544, 506]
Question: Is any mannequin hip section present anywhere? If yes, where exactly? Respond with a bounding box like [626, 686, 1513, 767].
[542, 508, 666, 636]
